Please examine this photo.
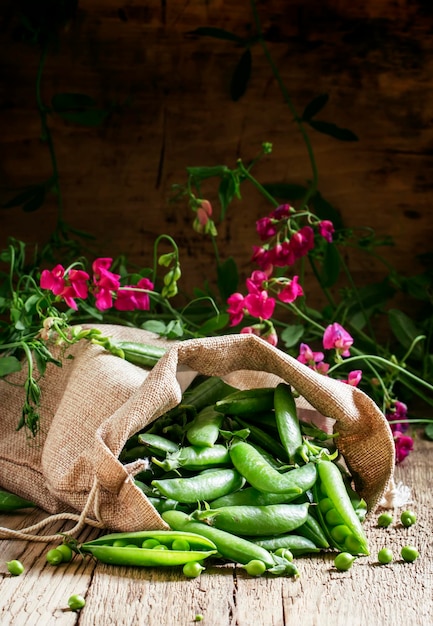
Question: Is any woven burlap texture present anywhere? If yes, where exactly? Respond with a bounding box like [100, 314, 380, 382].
[0, 324, 395, 534]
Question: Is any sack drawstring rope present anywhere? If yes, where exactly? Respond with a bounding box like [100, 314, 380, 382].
[0, 477, 105, 542]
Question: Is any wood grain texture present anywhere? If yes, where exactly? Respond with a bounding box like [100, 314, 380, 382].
[0, 432, 432, 626]
[0, 0, 432, 302]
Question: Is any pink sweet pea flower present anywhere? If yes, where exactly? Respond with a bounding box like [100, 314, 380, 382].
[394, 431, 414, 463]
[246, 270, 269, 293]
[115, 277, 154, 311]
[269, 241, 296, 268]
[256, 216, 277, 241]
[227, 292, 246, 326]
[93, 258, 121, 311]
[40, 264, 66, 295]
[270, 203, 292, 220]
[289, 226, 315, 260]
[244, 290, 275, 320]
[323, 322, 353, 357]
[297, 343, 325, 366]
[343, 370, 362, 387]
[277, 275, 304, 303]
[318, 220, 335, 243]
[67, 269, 89, 299]
[240, 324, 278, 346]
[386, 400, 409, 434]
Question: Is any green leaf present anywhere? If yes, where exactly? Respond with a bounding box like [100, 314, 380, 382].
[34, 349, 47, 377]
[51, 93, 96, 112]
[217, 257, 239, 301]
[57, 109, 110, 127]
[188, 27, 244, 44]
[187, 165, 230, 180]
[230, 49, 252, 101]
[388, 309, 425, 360]
[262, 183, 307, 201]
[280, 324, 305, 348]
[308, 120, 358, 142]
[198, 313, 230, 335]
[141, 319, 167, 335]
[425, 422, 433, 441]
[302, 94, 329, 121]
[164, 320, 185, 339]
[312, 192, 344, 230]
[0, 356, 22, 377]
[1, 185, 45, 209]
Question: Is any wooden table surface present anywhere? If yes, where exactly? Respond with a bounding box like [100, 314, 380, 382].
[1, 432, 432, 626]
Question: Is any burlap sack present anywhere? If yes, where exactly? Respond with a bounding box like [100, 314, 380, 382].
[0, 324, 395, 538]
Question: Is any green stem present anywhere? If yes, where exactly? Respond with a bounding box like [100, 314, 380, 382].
[250, 0, 318, 208]
[327, 354, 433, 395]
[237, 160, 279, 207]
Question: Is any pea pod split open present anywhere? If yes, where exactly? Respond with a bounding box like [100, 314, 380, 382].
[80, 530, 218, 567]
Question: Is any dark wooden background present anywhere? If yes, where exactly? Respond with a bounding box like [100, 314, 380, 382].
[1, 0, 432, 304]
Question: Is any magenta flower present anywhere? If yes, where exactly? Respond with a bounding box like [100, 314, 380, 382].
[323, 322, 353, 357]
[240, 324, 278, 346]
[344, 370, 362, 387]
[277, 276, 304, 303]
[297, 343, 325, 366]
[297, 342, 329, 374]
[246, 270, 269, 293]
[269, 241, 296, 268]
[67, 269, 90, 299]
[256, 216, 277, 241]
[115, 277, 154, 311]
[92, 258, 121, 311]
[318, 220, 335, 243]
[244, 290, 275, 320]
[394, 431, 414, 464]
[40, 264, 66, 295]
[289, 226, 315, 260]
[270, 203, 292, 220]
[386, 399, 409, 434]
[227, 292, 246, 326]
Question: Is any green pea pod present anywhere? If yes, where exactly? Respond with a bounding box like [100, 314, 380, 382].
[209, 484, 302, 508]
[274, 382, 303, 465]
[162, 510, 276, 568]
[235, 418, 289, 463]
[313, 459, 369, 555]
[113, 341, 168, 368]
[214, 387, 276, 416]
[229, 439, 317, 493]
[137, 433, 179, 457]
[252, 534, 321, 556]
[80, 530, 217, 566]
[194, 502, 309, 536]
[296, 513, 330, 549]
[154, 444, 231, 472]
[186, 405, 224, 447]
[0, 490, 35, 512]
[182, 376, 237, 413]
[152, 468, 245, 503]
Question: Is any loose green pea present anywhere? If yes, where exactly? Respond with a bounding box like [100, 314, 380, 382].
[377, 512, 393, 528]
[195, 615, 204, 622]
[400, 510, 417, 528]
[377, 548, 393, 564]
[334, 552, 356, 571]
[46, 548, 63, 566]
[68, 594, 86, 611]
[6, 560, 25, 576]
[172, 539, 191, 551]
[142, 538, 160, 549]
[401, 545, 419, 562]
[56, 544, 73, 563]
[244, 559, 267, 576]
[183, 561, 205, 578]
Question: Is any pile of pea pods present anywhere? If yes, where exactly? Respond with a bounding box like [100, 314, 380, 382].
[101, 376, 370, 577]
